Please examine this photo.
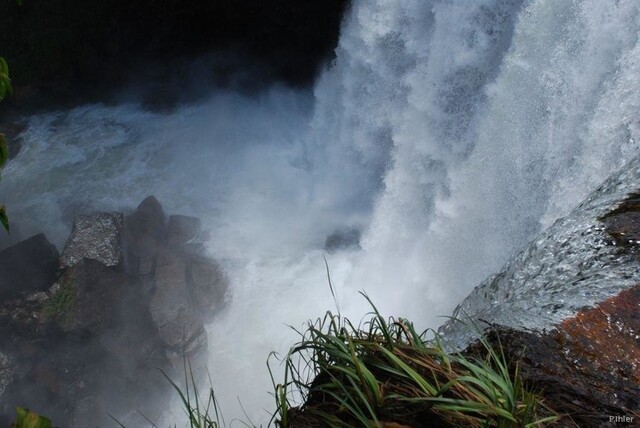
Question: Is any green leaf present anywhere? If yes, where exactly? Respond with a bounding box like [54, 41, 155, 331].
[0, 205, 9, 232]
[0, 133, 8, 167]
[12, 407, 52, 428]
[0, 57, 13, 101]
[0, 57, 8, 75]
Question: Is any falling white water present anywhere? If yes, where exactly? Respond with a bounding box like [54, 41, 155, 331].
[2, 0, 640, 423]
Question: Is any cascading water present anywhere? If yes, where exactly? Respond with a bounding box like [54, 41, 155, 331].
[2, 0, 640, 422]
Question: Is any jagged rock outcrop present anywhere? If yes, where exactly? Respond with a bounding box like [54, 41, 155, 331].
[167, 214, 201, 248]
[0, 196, 228, 426]
[49, 259, 137, 334]
[150, 250, 208, 359]
[60, 212, 124, 269]
[124, 195, 165, 275]
[124, 198, 227, 363]
[0, 233, 58, 300]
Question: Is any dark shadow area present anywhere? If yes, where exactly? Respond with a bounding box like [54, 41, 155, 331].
[0, 0, 350, 111]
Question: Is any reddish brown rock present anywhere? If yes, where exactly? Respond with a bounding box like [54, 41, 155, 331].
[559, 285, 640, 388]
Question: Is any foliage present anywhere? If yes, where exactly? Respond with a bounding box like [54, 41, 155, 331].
[270, 292, 558, 427]
[0, 0, 20, 232]
[11, 407, 52, 428]
[43, 279, 77, 327]
[159, 361, 224, 428]
[0, 57, 12, 102]
[0, 56, 10, 232]
[109, 357, 227, 428]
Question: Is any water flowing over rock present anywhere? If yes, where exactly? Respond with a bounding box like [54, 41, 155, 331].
[439, 155, 640, 350]
[60, 213, 124, 269]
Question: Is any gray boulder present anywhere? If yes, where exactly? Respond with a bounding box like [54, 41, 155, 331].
[324, 227, 361, 253]
[149, 251, 206, 355]
[47, 259, 133, 335]
[187, 254, 228, 317]
[0, 233, 59, 300]
[60, 213, 124, 269]
[167, 215, 201, 248]
[124, 196, 166, 276]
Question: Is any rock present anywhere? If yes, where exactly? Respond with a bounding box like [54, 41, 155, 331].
[149, 251, 207, 356]
[0, 351, 13, 398]
[47, 259, 132, 335]
[0, 234, 59, 300]
[0, 198, 228, 424]
[324, 228, 361, 253]
[167, 215, 201, 248]
[440, 157, 640, 349]
[124, 196, 166, 275]
[469, 285, 640, 426]
[60, 213, 124, 269]
[187, 254, 228, 318]
[126, 196, 165, 248]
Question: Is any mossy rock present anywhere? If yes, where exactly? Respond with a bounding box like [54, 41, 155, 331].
[43, 277, 76, 328]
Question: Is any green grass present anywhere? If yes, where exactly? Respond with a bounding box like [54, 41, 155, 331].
[269, 292, 558, 427]
[109, 358, 227, 428]
[159, 361, 223, 428]
[42, 277, 76, 327]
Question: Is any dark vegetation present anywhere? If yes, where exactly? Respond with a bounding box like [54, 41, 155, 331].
[0, 54, 10, 230]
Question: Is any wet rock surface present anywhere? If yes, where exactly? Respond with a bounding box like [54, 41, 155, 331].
[324, 227, 361, 253]
[0, 197, 227, 426]
[464, 292, 640, 427]
[437, 161, 640, 426]
[440, 157, 640, 348]
[0, 234, 59, 300]
[60, 212, 124, 269]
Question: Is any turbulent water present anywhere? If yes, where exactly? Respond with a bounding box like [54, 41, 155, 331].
[2, 0, 640, 422]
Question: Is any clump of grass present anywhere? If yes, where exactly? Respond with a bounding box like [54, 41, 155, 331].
[270, 292, 558, 427]
[110, 357, 227, 428]
[160, 359, 224, 428]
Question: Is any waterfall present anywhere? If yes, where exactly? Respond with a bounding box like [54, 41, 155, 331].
[2, 0, 640, 423]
